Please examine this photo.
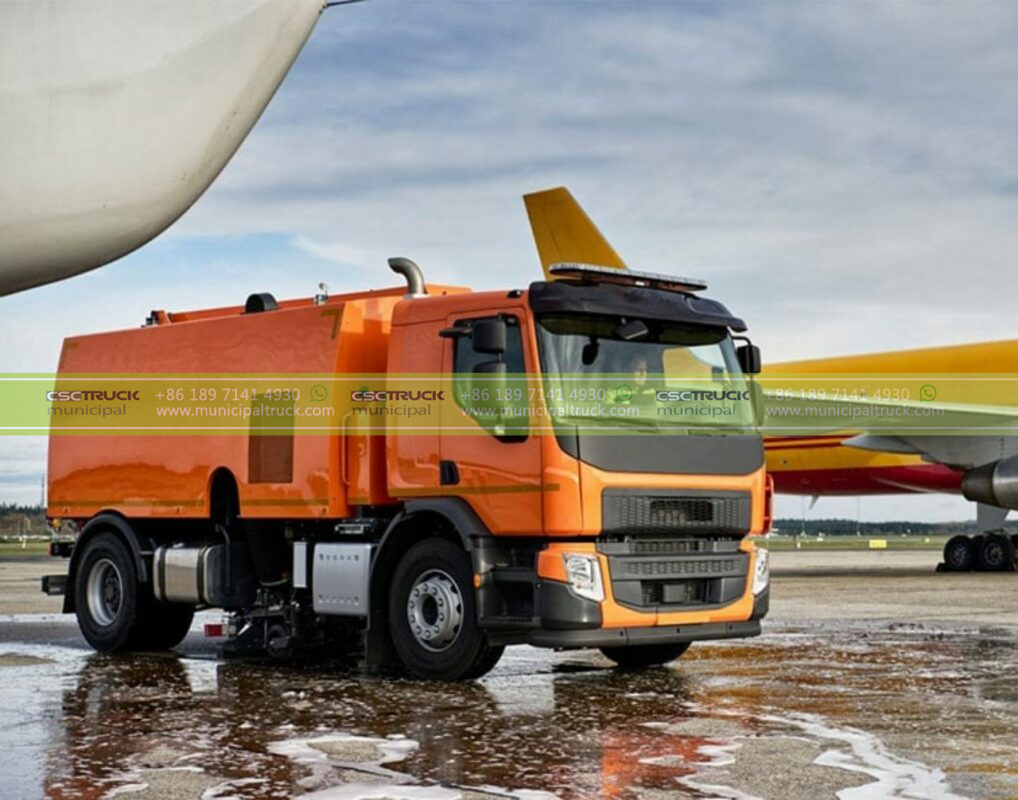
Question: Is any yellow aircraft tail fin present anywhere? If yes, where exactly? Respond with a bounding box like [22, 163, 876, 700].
[523, 187, 628, 279]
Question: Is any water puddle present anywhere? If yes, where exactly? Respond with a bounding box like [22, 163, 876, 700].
[0, 621, 1015, 798]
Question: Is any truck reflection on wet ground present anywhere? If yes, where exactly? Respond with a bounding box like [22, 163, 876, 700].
[44, 652, 715, 798]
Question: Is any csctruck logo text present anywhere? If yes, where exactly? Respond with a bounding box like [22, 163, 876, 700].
[47, 390, 140, 401]
[351, 390, 445, 402]
[656, 390, 750, 402]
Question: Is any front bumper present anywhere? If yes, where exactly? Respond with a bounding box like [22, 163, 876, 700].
[526, 618, 760, 649]
[477, 539, 768, 647]
[522, 577, 768, 649]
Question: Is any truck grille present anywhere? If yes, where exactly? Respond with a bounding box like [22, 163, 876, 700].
[602, 489, 751, 535]
[620, 557, 741, 578]
[598, 538, 749, 611]
[624, 539, 714, 555]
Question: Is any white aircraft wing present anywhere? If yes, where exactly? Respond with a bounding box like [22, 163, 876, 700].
[0, 0, 324, 296]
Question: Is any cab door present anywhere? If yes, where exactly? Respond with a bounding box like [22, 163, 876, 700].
[439, 311, 544, 535]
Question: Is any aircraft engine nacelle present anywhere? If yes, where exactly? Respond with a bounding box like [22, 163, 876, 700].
[962, 456, 1018, 509]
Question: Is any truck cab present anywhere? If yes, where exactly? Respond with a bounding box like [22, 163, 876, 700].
[379, 263, 769, 675]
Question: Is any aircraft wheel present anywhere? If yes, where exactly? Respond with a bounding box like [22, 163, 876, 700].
[942, 535, 975, 572]
[978, 533, 1016, 572]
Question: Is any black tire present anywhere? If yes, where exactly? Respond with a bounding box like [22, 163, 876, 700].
[978, 533, 1016, 572]
[388, 538, 498, 681]
[74, 532, 146, 652]
[600, 642, 691, 669]
[461, 643, 506, 680]
[133, 597, 195, 651]
[943, 535, 975, 572]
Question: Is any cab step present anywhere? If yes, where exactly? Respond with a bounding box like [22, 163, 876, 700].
[41, 574, 67, 596]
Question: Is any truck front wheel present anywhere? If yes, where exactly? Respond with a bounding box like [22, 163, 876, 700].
[600, 642, 690, 669]
[388, 538, 502, 680]
[74, 532, 144, 652]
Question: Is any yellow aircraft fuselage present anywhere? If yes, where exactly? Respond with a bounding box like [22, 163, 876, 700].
[764, 339, 1018, 496]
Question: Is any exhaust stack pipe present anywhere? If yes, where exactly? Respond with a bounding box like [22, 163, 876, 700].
[388, 257, 427, 298]
[962, 455, 1018, 510]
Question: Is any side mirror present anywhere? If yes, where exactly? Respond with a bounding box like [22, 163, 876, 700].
[472, 319, 507, 355]
[472, 359, 507, 399]
[473, 360, 507, 377]
[736, 343, 761, 375]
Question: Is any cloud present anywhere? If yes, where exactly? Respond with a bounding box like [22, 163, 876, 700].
[177, 0, 1018, 355]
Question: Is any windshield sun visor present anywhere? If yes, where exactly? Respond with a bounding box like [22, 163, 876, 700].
[528, 280, 747, 332]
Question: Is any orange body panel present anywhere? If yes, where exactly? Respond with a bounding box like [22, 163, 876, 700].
[47, 286, 464, 521]
[387, 292, 549, 534]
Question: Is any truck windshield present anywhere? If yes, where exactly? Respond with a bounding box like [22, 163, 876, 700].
[535, 314, 755, 430]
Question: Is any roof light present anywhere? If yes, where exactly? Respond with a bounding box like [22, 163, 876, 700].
[549, 262, 708, 293]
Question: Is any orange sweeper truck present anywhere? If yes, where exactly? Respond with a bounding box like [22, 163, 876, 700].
[43, 259, 771, 680]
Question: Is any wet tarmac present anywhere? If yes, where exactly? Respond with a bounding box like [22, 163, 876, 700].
[1, 553, 1017, 800]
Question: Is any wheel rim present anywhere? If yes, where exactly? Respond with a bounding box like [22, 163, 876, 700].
[947, 542, 969, 568]
[405, 568, 463, 652]
[984, 541, 1004, 568]
[86, 557, 123, 627]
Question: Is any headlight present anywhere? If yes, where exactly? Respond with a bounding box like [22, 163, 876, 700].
[563, 554, 605, 603]
[752, 547, 769, 595]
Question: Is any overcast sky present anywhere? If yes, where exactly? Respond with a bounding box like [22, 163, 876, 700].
[3, 0, 1017, 522]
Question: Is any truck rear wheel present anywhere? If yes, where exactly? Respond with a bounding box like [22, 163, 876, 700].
[388, 538, 501, 680]
[600, 642, 690, 669]
[133, 597, 195, 650]
[74, 532, 145, 652]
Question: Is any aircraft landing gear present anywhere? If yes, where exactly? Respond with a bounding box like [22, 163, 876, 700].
[939, 504, 1017, 573]
[939, 531, 1017, 572]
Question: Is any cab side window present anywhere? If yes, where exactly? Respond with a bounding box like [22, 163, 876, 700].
[452, 316, 525, 375]
[451, 315, 527, 441]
